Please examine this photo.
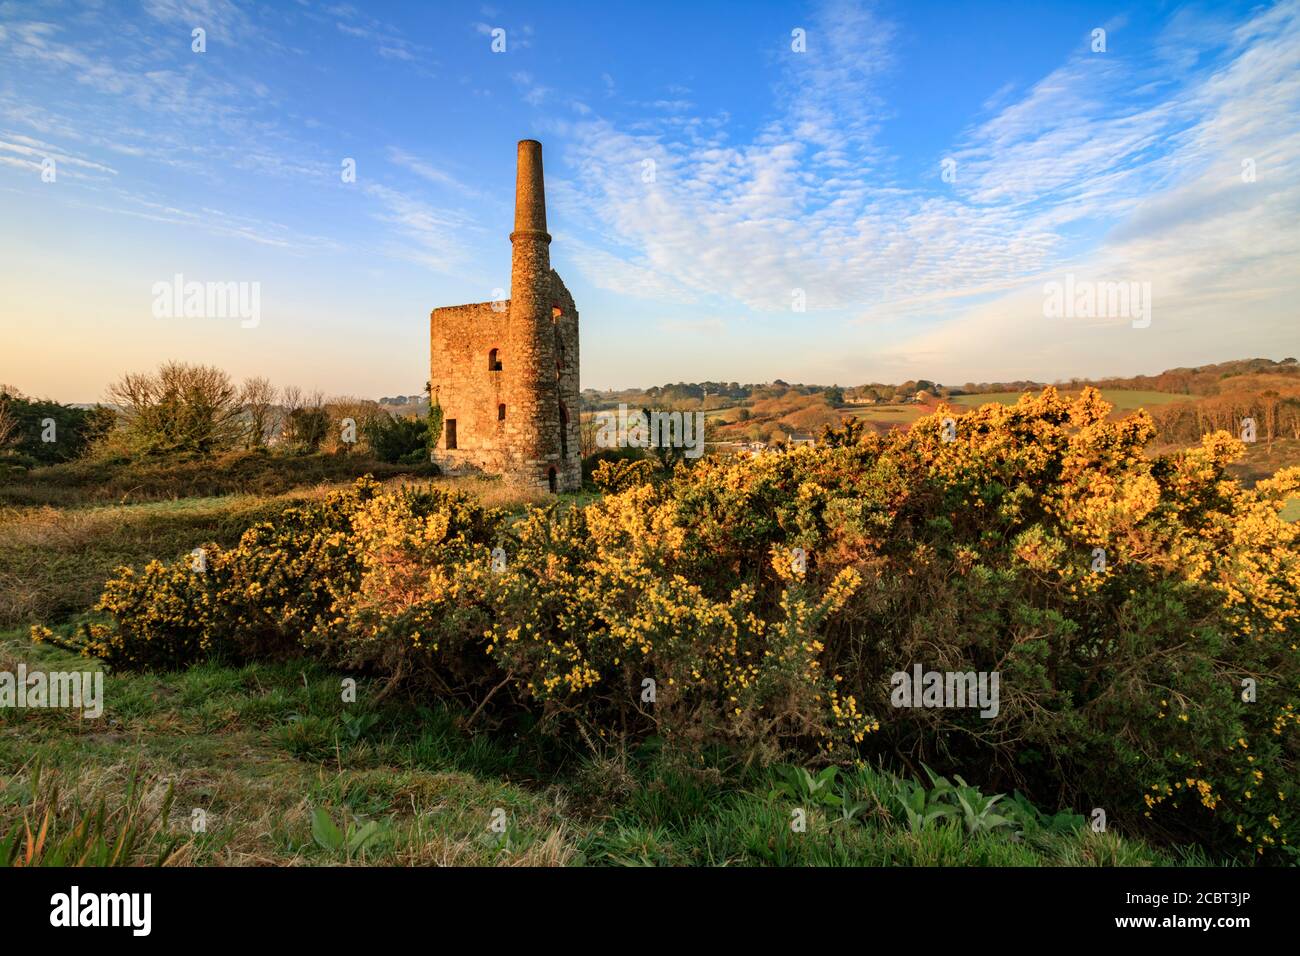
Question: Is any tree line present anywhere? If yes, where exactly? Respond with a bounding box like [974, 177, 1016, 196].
[1147, 388, 1300, 445]
[0, 362, 433, 469]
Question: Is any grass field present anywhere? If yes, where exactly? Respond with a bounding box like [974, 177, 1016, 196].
[0, 469, 575, 634]
[0, 626, 1201, 866]
[0, 492, 337, 632]
[840, 404, 928, 427]
[0, 450, 438, 509]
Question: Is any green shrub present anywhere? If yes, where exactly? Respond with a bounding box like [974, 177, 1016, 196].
[0, 390, 115, 466]
[364, 414, 430, 464]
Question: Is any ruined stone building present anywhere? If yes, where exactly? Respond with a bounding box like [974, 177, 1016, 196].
[428, 139, 581, 492]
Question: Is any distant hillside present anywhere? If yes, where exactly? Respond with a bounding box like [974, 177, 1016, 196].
[1079, 357, 1300, 396]
[566, 358, 1300, 455]
[376, 395, 429, 418]
[575, 358, 1300, 408]
[961, 357, 1300, 396]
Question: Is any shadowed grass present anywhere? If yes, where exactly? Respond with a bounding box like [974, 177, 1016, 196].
[0, 626, 1199, 866]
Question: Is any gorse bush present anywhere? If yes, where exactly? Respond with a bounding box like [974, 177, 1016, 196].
[38, 480, 379, 670]
[313, 485, 506, 693]
[590, 456, 661, 493]
[35, 389, 1300, 861]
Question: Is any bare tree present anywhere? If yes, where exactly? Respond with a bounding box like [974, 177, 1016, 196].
[0, 393, 17, 449]
[106, 361, 243, 455]
[579, 418, 599, 458]
[323, 396, 383, 453]
[240, 376, 279, 448]
[1259, 390, 1280, 446]
[279, 385, 304, 446]
[280, 387, 327, 451]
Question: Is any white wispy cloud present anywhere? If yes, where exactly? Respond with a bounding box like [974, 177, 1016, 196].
[552, 0, 1300, 381]
[142, 0, 253, 42]
[332, 8, 430, 67]
[511, 71, 551, 106]
[887, 0, 1300, 380]
[361, 182, 486, 275]
[0, 132, 117, 177]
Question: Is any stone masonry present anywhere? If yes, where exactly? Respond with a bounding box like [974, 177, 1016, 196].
[428, 140, 582, 492]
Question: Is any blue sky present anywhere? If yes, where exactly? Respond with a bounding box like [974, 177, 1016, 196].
[2, 0, 1297, 402]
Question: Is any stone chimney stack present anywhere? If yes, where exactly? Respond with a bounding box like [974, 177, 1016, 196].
[506, 138, 558, 486]
[509, 139, 551, 326]
[512, 139, 549, 237]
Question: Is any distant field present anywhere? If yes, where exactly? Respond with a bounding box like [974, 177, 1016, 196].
[951, 389, 1199, 411]
[841, 404, 927, 426]
[583, 405, 741, 423]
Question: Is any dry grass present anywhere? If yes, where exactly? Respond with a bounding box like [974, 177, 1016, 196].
[0, 490, 332, 630]
[0, 450, 437, 508]
[379, 474, 555, 511]
[0, 465, 595, 633]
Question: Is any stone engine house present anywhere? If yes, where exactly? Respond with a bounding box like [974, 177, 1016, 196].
[428, 139, 581, 493]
